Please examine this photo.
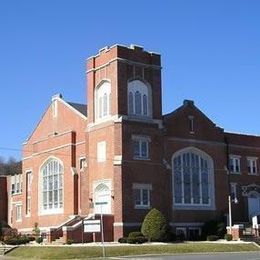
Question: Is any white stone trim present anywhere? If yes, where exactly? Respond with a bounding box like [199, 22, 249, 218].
[170, 222, 204, 227]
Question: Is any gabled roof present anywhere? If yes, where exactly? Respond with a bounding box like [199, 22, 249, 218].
[163, 99, 220, 128]
[67, 102, 87, 117]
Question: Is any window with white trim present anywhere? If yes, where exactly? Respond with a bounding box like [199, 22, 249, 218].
[128, 80, 151, 117]
[172, 148, 214, 207]
[41, 158, 63, 212]
[229, 156, 241, 174]
[16, 204, 22, 221]
[97, 141, 106, 162]
[79, 157, 86, 170]
[132, 136, 150, 159]
[247, 157, 257, 175]
[95, 81, 111, 121]
[133, 183, 151, 209]
[11, 174, 22, 195]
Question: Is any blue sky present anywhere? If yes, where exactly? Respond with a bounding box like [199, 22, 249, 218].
[0, 0, 260, 160]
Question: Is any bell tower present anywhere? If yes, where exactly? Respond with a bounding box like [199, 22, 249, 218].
[86, 45, 165, 241]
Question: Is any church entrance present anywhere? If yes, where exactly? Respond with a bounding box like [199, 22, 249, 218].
[248, 192, 260, 221]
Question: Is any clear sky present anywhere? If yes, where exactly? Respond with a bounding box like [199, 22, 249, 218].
[1, 0, 260, 161]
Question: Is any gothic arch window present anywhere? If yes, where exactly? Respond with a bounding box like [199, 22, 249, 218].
[94, 183, 111, 214]
[95, 81, 111, 121]
[172, 147, 215, 209]
[40, 158, 63, 213]
[128, 80, 151, 117]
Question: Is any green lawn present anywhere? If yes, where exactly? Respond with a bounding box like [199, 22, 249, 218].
[7, 243, 260, 259]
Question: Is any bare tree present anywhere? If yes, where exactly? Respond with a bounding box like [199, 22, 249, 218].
[0, 157, 22, 176]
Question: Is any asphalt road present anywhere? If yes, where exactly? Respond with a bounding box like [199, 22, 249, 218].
[113, 252, 260, 260]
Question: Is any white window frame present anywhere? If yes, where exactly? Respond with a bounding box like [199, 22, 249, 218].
[172, 147, 215, 210]
[39, 157, 64, 215]
[11, 174, 22, 195]
[97, 141, 106, 162]
[132, 135, 150, 160]
[95, 81, 111, 122]
[128, 80, 152, 118]
[79, 157, 87, 171]
[15, 203, 22, 222]
[247, 157, 258, 175]
[229, 155, 241, 174]
[133, 183, 152, 209]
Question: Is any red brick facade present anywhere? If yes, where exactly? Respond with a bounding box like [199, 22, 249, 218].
[0, 177, 7, 223]
[7, 44, 260, 242]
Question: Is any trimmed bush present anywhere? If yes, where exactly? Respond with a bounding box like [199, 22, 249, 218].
[67, 239, 74, 245]
[207, 235, 219, 241]
[127, 236, 148, 244]
[224, 234, 233, 241]
[36, 237, 43, 244]
[141, 208, 167, 242]
[118, 237, 127, 243]
[128, 231, 143, 239]
[5, 236, 30, 245]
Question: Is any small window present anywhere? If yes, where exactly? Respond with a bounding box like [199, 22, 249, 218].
[132, 136, 150, 160]
[16, 204, 22, 221]
[133, 184, 151, 209]
[188, 116, 194, 133]
[79, 157, 86, 170]
[229, 156, 241, 174]
[97, 141, 106, 162]
[176, 227, 187, 239]
[247, 158, 257, 175]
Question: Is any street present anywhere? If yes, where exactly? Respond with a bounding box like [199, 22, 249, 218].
[113, 252, 260, 260]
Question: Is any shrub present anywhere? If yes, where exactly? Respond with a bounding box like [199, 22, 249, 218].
[36, 237, 43, 244]
[128, 231, 143, 239]
[207, 235, 219, 241]
[141, 208, 167, 242]
[202, 220, 226, 239]
[224, 234, 233, 241]
[5, 236, 30, 245]
[118, 237, 127, 243]
[127, 236, 148, 244]
[67, 239, 74, 245]
[2, 228, 18, 241]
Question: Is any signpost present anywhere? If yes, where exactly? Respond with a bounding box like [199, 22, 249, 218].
[95, 201, 108, 258]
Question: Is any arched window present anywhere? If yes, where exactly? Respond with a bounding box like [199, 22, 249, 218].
[94, 183, 111, 214]
[128, 80, 151, 117]
[172, 148, 215, 208]
[41, 158, 63, 212]
[95, 81, 111, 120]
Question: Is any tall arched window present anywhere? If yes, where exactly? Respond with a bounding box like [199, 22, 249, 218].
[41, 158, 63, 213]
[172, 148, 215, 209]
[95, 81, 111, 120]
[128, 80, 151, 117]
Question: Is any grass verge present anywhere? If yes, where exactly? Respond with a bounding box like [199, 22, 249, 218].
[7, 243, 260, 259]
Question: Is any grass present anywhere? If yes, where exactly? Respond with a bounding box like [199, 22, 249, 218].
[7, 243, 260, 259]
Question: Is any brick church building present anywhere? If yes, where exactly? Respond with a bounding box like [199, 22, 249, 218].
[7, 44, 260, 242]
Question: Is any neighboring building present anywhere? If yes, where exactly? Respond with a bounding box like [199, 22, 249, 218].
[0, 176, 7, 224]
[8, 44, 260, 242]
